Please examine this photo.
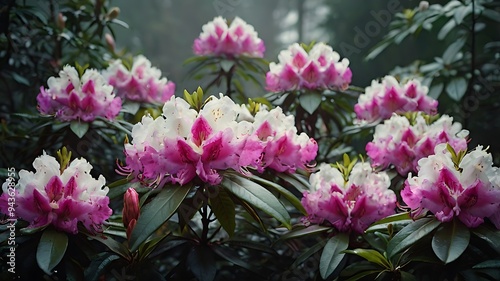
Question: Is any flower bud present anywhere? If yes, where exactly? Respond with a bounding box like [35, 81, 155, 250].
[107, 7, 120, 20]
[123, 187, 140, 233]
[57, 13, 65, 31]
[105, 33, 115, 53]
[419, 1, 429, 11]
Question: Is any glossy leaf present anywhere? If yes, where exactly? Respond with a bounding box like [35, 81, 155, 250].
[248, 174, 307, 215]
[222, 175, 291, 229]
[209, 187, 236, 236]
[366, 212, 412, 233]
[70, 120, 89, 138]
[472, 225, 500, 254]
[446, 77, 467, 101]
[299, 91, 322, 114]
[431, 219, 470, 263]
[187, 245, 217, 281]
[129, 184, 191, 252]
[319, 233, 349, 279]
[279, 225, 331, 241]
[85, 233, 130, 260]
[36, 228, 69, 275]
[344, 249, 392, 269]
[387, 217, 441, 259]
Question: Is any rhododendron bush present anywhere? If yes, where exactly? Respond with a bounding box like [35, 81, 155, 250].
[2, 2, 500, 281]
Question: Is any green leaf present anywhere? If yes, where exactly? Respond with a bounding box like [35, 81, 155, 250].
[84, 254, 121, 281]
[187, 245, 216, 281]
[365, 40, 391, 61]
[70, 121, 89, 138]
[36, 228, 68, 275]
[344, 249, 392, 269]
[85, 233, 130, 260]
[387, 217, 441, 259]
[129, 184, 191, 252]
[472, 224, 500, 254]
[442, 38, 466, 64]
[279, 225, 331, 241]
[248, 174, 307, 215]
[438, 19, 456, 40]
[428, 82, 444, 99]
[366, 212, 412, 233]
[299, 91, 322, 114]
[319, 233, 349, 279]
[222, 175, 291, 229]
[400, 271, 418, 281]
[209, 187, 236, 236]
[473, 260, 500, 269]
[432, 219, 470, 263]
[343, 270, 380, 281]
[446, 77, 468, 101]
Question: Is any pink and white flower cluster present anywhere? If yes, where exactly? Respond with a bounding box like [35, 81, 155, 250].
[122, 94, 317, 186]
[301, 162, 397, 234]
[366, 113, 469, 175]
[266, 42, 352, 92]
[354, 76, 438, 123]
[0, 153, 112, 234]
[37, 65, 122, 122]
[402, 144, 500, 228]
[103, 55, 176, 104]
[193, 16, 265, 58]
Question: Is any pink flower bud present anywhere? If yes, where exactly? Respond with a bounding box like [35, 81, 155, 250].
[123, 188, 140, 232]
[105, 33, 115, 53]
[57, 13, 65, 31]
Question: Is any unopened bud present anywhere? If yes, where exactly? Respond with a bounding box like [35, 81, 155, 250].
[105, 33, 116, 53]
[107, 7, 120, 20]
[122, 187, 140, 234]
[57, 13, 65, 31]
[419, 1, 429, 11]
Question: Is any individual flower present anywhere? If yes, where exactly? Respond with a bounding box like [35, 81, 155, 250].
[103, 55, 176, 104]
[402, 144, 500, 228]
[193, 16, 265, 58]
[266, 42, 352, 92]
[121, 94, 317, 187]
[366, 112, 468, 175]
[123, 187, 140, 240]
[0, 153, 112, 234]
[354, 75, 438, 123]
[37, 65, 122, 122]
[301, 162, 397, 234]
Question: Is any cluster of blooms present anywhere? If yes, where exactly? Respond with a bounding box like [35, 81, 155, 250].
[366, 112, 469, 175]
[402, 144, 500, 228]
[103, 55, 176, 104]
[266, 42, 352, 92]
[193, 16, 265, 58]
[0, 153, 112, 234]
[37, 65, 122, 122]
[354, 75, 438, 123]
[121, 94, 318, 186]
[301, 162, 397, 234]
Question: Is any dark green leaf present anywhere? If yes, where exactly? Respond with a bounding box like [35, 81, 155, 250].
[366, 212, 412, 233]
[343, 270, 380, 281]
[319, 233, 349, 279]
[472, 224, 500, 254]
[291, 240, 327, 267]
[85, 233, 130, 260]
[387, 217, 441, 259]
[400, 271, 418, 281]
[129, 184, 191, 252]
[473, 260, 500, 269]
[299, 92, 322, 114]
[222, 175, 291, 229]
[344, 249, 391, 269]
[70, 121, 89, 138]
[209, 187, 236, 236]
[187, 245, 216, 281]
[36, 228, 68, 275]
[432, 219, 470, 263]
[279, 225, 331, 241]
[446, 77, 468, 101]
[248, 174, 307, 215]
[212, 245, 266, 277]
[84, 254, 121, 281]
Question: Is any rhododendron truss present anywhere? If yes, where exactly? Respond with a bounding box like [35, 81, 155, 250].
[301, 161, 397, 234]
[354, 75, 438, 124]
[193, 16, 265, 58]
[402, 144, 500, 228]
[0, 152, 112, 234]
[366, 112, 469, 175]
[37, 65, 122, 122]
[103, 55, 176, 104]
[266, 42, 352, 92]
[120, 93, 317, 187]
